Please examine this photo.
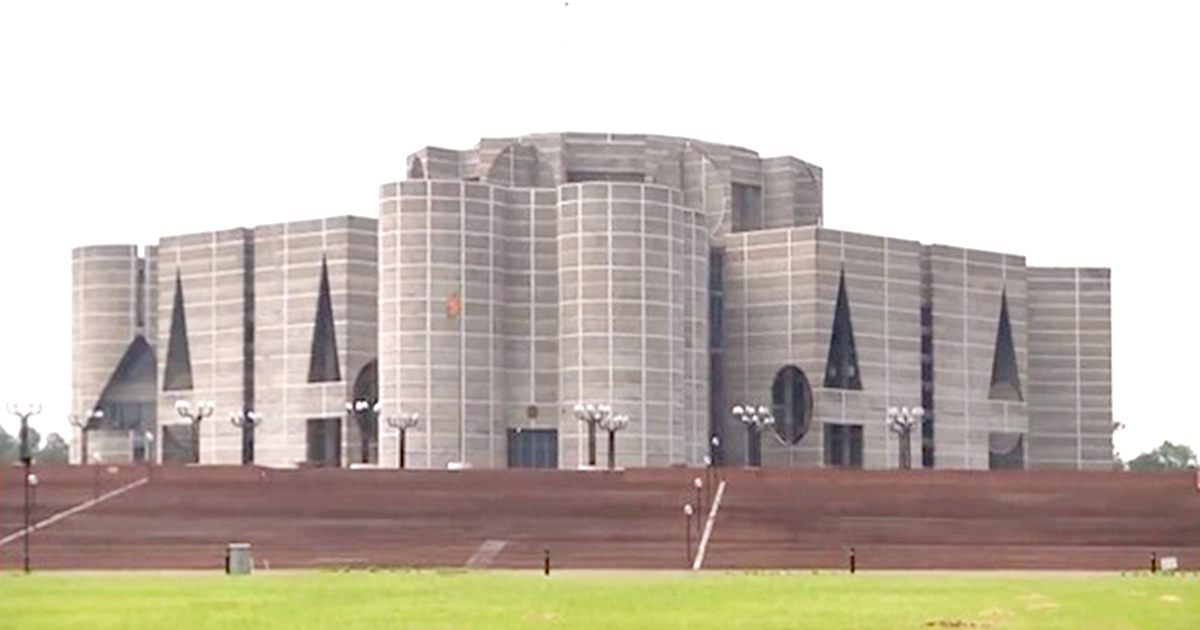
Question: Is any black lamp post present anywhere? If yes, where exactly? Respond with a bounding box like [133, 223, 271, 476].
[175, 400, 214, 464]
[710, 435, 722, 484]
[683, 503, 694, 566]
[886, 406, 925, 470]
[7, 402, 42, 574]
[229, 410, 263, 465]
[91, 452, 103, 498]
[693, 477, 705, 535]
[573, 403, 610, 467]
[346, 400, 381, 465]
[599, 412, 629, 471]
[143, 430, 155, 480]
[732, 404, 774, 467]
[703, 455, 715, 504]
[385, 412, 420, 469]
[67, 409, 104, 466]
[26, 472, 39, 571]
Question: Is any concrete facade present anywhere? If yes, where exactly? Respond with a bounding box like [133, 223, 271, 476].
[720, 228, 923, 469]
[921, 245, 1030, 470]
[70, 245, 156, 464]
[1026, 267, 1113, 469]
[74, 218, 376, 468]
[251, 216, 379, 468]
[155, 228, 253, 465]
[71, 131, 1112, 470]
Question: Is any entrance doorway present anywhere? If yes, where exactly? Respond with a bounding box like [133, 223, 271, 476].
[161, 424, 194, 465]
[307, 417, 342, 467]
[824, 423, 863, 468]
[507, 428, 558, 468]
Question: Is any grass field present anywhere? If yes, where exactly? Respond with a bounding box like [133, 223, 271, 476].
[2, 570, 1198, 629]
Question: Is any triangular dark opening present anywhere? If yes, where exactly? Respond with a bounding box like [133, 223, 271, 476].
[94, 335, 157, 431]
[824, 270, 863, 390]
[307, 257, 342, 383]
[989, 290, 1023, 401]
[162, 272, 194, 391]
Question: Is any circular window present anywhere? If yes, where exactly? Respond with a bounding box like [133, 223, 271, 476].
[772, 365, 813, 445]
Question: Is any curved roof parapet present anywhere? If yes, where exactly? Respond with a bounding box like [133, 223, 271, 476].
[396, 132, 824, 230]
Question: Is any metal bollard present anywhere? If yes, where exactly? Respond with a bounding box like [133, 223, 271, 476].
[849, 547, 856, 574]
[544, 548, 551, 576]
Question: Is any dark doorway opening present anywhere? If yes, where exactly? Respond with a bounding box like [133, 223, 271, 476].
[307, 417, 342, 467]
[507, 428, 558, 468]
[824, 423, 863, 468]
[132, 431, 149, 463]
[988, 432, 1025, 470]
[161, 424, 194, 465]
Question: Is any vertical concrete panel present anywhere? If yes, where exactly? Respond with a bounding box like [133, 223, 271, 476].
[1027, 267, 1113, 469]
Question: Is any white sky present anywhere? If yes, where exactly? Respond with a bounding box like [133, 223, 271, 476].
[1, 1, 1196, 460]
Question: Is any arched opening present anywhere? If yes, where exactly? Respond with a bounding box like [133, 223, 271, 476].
[408, 157, 426, 179]
[94, 334, 157, 462]
[485, 143, 541, 187]
[988, 432, 1025, 470]
[351, 359, 378, 464]
[94, 335, 156, 430]
[771, 365, 813, 445]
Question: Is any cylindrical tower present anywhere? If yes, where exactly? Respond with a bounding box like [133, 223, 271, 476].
[379, 180, 507, 468]
[71, 244, 157, 464]
[557, 183, 708, 467]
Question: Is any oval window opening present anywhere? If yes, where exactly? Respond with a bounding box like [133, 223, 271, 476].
[771, 365, 813, 445]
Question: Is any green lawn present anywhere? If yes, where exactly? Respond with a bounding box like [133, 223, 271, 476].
[2, 570, 1197, 630]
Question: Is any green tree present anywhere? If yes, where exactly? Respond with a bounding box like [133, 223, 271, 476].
[1127, 441, 1198, 471]
[21, 426, 42, 461]
[0, 425, 60, 465]
[38, 432, 70, 465]
[0, 424, 17, 464]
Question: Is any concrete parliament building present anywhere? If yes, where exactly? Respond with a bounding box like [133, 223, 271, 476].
[71, 132, 1113, 471]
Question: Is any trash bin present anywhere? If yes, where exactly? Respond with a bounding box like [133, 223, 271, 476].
[225, 543, 253, 575]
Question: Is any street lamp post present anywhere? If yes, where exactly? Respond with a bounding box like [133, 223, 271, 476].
[143, 430, 155, 480]
[26, 473, 39, 573]
[710, 435, 722, 484]
[573, 403, 611, 467]
[345, 400, 382, 465]
[703, 455, 713, 502]
[683, 503, 694, 566]
[91, 452, 103, 498]
[385, 412, 420, 469]
[886, 406, 925, 470]
[229, 410, 263, 465]
[693, 477, 705, 536]
[732, 405, 774, 467]
[67, 409, 104, 466]
[6, 402, 42, 574]
[598, 412, 628, 471]
[175, 400, 215, 464]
